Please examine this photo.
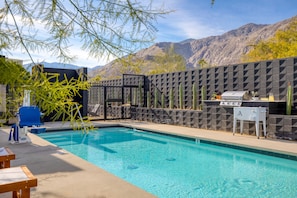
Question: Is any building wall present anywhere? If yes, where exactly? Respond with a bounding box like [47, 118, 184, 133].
[42, 67, 88, 121]
[147, 58, 297, 110]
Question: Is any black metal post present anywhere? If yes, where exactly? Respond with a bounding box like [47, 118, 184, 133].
[103, 86, 107, 120]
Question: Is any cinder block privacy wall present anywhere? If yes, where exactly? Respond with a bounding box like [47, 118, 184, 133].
[93, 57, 297, 140]
[147, 58, 296, 107]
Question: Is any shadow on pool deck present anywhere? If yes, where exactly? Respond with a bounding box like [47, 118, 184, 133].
[1, 120, 297, 198]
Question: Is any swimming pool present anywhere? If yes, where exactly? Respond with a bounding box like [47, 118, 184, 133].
[38, 127, 297, 197]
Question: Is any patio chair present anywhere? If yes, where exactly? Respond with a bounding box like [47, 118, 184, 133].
[9, 106, 44, 143]
[18, 106, 43, 127]
[89, 104, 100, 116]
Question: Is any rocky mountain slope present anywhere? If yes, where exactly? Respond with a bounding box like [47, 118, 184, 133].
[92, 16, 295, 79]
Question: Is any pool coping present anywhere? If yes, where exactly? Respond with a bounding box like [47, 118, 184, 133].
[119, 123, 297, 160]
[44, 121, 297, 161]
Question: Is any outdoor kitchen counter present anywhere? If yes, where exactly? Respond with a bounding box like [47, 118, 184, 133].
[204, 100, 286, 114]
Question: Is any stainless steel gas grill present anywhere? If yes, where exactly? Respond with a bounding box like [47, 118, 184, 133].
[202, 90, 286, 138]
[219, 91, 251, 107]
[219, 91, 267, 138]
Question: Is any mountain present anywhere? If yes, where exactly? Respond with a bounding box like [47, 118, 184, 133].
[92, 16, 296, 79]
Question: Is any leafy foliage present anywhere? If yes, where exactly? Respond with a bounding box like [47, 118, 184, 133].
[0, 58, 28, 86]
[197, 59, 210, 68]
[0, 59, 90, 128]
[148, 44, 186, 75]
[0, 0, 169, 129]
[1, 0, 169, 63]
[242, 17, 297, 62]
[31, 67, 90, 121]
[0, 59, 31, 120]
[117, 54, 144, 77]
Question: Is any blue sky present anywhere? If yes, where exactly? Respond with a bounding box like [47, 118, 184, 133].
[3, 0, 297, 67]
[155, 0, 297, 42]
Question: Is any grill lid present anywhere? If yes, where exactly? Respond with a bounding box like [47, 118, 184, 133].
[221, 91, 251, 101]
[220, 91, 251, 106]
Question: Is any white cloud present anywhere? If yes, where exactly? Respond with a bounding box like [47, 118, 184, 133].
[7, 47, 112, 67]
[171, 13, 216, 39]
[154, 0, 225, 41]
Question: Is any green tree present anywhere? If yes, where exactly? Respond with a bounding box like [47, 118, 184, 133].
[90, 75, 102, 83]
[0, 58, 28, 119]
[148, 44, 186, 75]
[0, 59, 90, 128]
[1, 0, 169, 63]
[242, 17, 297, 62]
[0, 0, 168, 126]
[197, 59, 210, 68]
[118, 54, 144, 76]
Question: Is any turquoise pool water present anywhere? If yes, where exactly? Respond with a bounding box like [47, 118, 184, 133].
[38, 127, 297, 197]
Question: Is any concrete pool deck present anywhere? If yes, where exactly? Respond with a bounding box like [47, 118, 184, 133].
[1, 120, 297, 198]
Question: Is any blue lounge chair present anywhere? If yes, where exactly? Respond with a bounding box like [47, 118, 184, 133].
[9, 106, 44, 143]
[18, 106, 43, 127]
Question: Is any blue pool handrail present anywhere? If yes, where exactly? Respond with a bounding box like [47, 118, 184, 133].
[18, 106, 43, 127]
